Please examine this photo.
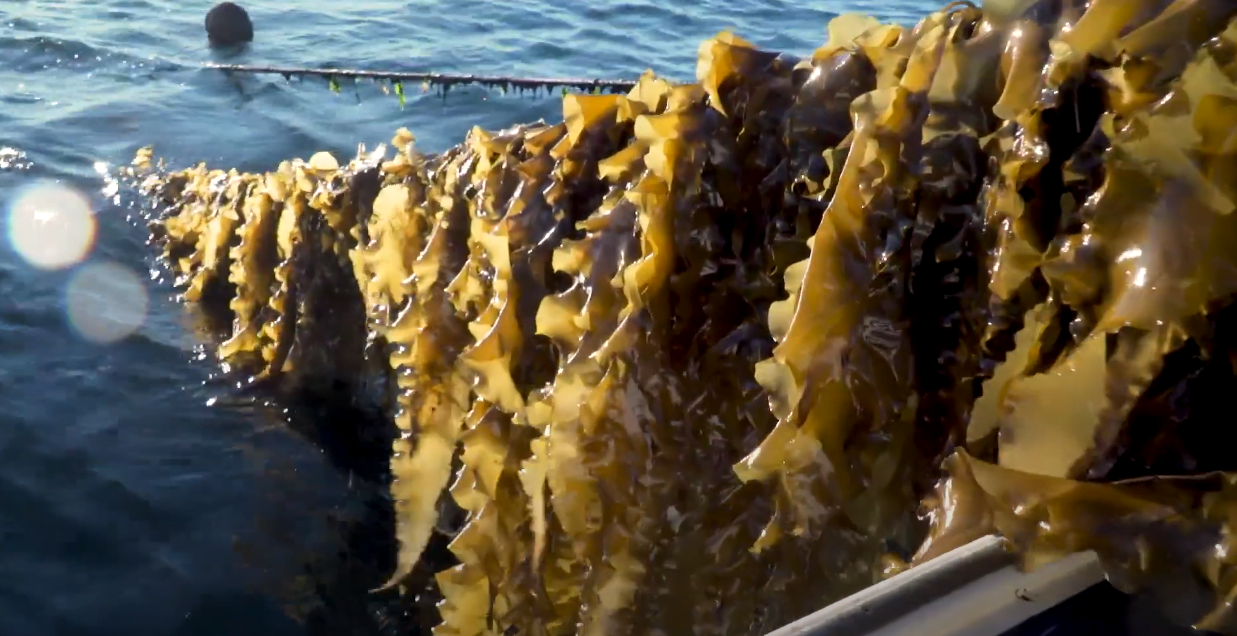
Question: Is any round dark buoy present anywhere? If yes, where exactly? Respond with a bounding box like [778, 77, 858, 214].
[205, 2, 254, 47]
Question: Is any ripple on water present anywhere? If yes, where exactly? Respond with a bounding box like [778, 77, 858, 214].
[3, 35, 111, 73]
[5, 17, 40, 32]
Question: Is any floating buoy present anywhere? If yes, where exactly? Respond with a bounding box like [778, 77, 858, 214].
[205, 2, 254, 47]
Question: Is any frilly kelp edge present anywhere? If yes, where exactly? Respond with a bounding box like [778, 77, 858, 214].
[130, 0, 1237, 633]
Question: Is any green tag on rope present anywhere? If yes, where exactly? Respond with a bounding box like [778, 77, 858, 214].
[394, 81, 405, 108]
[328, 76, 341, 94]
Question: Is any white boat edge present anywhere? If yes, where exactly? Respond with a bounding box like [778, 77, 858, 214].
[765, 535, 1105, 636]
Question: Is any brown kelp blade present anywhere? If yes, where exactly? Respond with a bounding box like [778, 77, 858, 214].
[132, 0, 1237, 633]
[917, 450, 1237, 632]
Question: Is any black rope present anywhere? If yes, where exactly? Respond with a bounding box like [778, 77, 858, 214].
[203, 63, 653, 95]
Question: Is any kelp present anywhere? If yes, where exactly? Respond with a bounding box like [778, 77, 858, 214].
[134, 0, 1237, 633]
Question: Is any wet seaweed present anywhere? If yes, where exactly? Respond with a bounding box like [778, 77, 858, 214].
[134, 0, 1237, 633]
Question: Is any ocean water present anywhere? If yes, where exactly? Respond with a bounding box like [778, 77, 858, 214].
[0, 0, 932, 634]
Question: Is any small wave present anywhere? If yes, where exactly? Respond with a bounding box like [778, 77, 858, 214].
[3, 17, 41, 33]
[0, 34, 110, 73]
[0, 34, 183, 78]
[581, 1, 685, 24]
[0, 91, 44, 107]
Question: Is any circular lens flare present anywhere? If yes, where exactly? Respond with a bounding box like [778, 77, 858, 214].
[66, 261, 149, 345]
[6, 180, 97, 270]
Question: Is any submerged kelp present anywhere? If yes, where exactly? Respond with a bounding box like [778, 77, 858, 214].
[135, 0, 1237, 633]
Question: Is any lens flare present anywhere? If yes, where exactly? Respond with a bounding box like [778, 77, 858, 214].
[65, 261, 149, 344]
[6, 180, 97, 270]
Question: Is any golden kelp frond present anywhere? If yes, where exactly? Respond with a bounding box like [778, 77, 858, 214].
[918, 451, 1237, 632]
[932, 2, 1237, 630]
[141, 148, 379, 382]
[972, 3, 1237, 484]
[136, 0, 1237, 633]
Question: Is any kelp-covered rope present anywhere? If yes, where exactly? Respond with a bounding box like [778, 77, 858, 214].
[132, 0, 1237, 634]
[204, 63, 645, 95]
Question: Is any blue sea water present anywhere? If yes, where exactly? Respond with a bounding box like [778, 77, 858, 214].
[0, 1, 933, 634]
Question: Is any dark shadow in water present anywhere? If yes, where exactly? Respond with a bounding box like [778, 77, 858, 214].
[170, 592, 299, 636]
[150, 220, 455, 633]
[208, 43, 251, 63]
[204, 41, 253, 101]
[230, 380, 459, 636]
[1000, 582, 1219, 636]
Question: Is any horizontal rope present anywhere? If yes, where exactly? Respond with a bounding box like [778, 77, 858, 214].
[203, 63, 651, 94]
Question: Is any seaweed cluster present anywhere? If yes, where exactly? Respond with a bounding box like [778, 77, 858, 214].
[135, 0, 1237, 633]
